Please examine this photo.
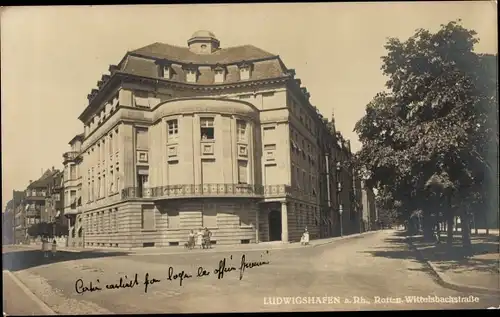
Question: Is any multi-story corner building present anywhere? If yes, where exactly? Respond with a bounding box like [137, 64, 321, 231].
[63, 134, 85, 247]
[71, 30, 359, 248]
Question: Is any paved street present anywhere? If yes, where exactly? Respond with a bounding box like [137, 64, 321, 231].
[4, 230, 499, 314]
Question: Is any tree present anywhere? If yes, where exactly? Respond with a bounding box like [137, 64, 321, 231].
[354, 20, 497, 250]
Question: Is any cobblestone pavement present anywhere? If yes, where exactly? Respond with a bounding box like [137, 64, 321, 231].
[8, 230, 500, 314]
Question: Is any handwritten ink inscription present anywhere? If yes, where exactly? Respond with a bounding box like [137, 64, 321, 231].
[74, 254, 270, 295]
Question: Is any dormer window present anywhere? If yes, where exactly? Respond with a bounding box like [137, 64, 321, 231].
[214, 65, 226, 84]
[161, 64, 172, 79]
[185, 66, 198, 83]
[239, 63, 252, 81]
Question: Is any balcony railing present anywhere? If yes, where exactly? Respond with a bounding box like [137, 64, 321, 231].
[120, 184, 318, 202]
[63, 151, 79, 162]
[264, 184, 317, 202]
[25, 191, 48, 200]
[122, 184, 265, 199]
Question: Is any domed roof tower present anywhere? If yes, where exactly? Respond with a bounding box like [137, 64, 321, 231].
[188, 30, 220, 54]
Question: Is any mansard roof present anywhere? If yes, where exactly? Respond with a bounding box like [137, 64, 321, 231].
[130, 42, 276, 65]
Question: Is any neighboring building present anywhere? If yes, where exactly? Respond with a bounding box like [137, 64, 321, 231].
[12, 190, 26, 244]
[23, 168, 61, 238]
[69, 30, 359, 248]
[63, 134, 85, 247]
[3, 202, 15, 245]
[45, 169, 65, 233]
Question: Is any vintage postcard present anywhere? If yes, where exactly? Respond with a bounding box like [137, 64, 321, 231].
[1, 2, 498, 314]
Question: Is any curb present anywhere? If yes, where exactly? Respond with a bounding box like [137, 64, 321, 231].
[2, 270, 57, 315]
[312, 230, 379, 248]
[405, 237, 500, 295]
[11, 245, 84, 253]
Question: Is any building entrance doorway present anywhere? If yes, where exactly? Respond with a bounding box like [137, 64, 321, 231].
[268, 210, 282, 241]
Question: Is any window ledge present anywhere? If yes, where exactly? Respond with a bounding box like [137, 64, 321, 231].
[141, 229, 157, 232]
[201, 139, 215, 143]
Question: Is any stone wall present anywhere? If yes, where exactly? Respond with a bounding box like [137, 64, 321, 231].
[83, 198, 261, 248]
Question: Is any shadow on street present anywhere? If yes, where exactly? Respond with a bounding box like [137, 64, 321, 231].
[2, 249, 129, 272]
[361, 231, 500, 276]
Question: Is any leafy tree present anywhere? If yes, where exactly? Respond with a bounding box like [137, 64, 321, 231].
[354, 20, 497, 250]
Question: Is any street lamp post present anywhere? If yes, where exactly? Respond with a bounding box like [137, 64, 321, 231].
[339, 204, 344, 237]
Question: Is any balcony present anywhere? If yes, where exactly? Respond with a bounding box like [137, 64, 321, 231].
[120, 184, 318, 202]
[63, 151, 79, 163]
[25, 191, 48, 201]
[122, 184, 265, 200]
[264, 184, 317, 202]
[64, 197, 82, 214]
[25, 207, 41, 217]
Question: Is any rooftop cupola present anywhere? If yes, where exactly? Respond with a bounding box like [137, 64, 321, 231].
[188, 30, 220, 54]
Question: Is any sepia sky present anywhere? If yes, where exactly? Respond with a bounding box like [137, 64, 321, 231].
[1, 2, 497, 209]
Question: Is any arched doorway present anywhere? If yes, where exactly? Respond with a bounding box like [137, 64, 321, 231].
[268, 210, 282, 241]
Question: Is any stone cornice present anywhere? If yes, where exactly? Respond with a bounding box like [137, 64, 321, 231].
[79, 70, 290, 126]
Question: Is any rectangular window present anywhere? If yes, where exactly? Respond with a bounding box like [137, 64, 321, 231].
[109, 134, 113, 157]
[103, 174, 107, 197]
[161, 65, 171, 79]
[113, 208, 118, 232]
[97, 178, 101, 199]
[115, 167, 120, 193]
[135, 128, 148, 149]
[87, 182, 91, 201]
[109, 170, 114, 193]
[108, 210, 112, 232]
[238, 160, 248, 184]
[237, 120, 247, 142]
[200, 118, 215, 140]
[141, 205, 155, 230]
[167, 119, 179, 141]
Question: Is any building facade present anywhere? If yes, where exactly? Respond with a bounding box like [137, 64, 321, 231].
[3, 201, 16, 245]
[14, 168, 63, 242]
[13, 190, 26, 244]
[69, 30, 361, 248]
[63, 134, 85, 247]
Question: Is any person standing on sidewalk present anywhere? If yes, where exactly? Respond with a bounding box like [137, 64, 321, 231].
[196, 228, 204, 249]
[41, 236, 49, 258]
[301, 228, 310, 245]
[51, 238, 57, 257]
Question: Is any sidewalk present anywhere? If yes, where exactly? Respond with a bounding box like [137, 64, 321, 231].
[13, 230, 378, 256]
[2, 270, 56, 315]
[408, 232, 500, 295]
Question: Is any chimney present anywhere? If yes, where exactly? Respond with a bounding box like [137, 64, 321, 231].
[29, 180, 32, 184]
[52, 166, 55, 171]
